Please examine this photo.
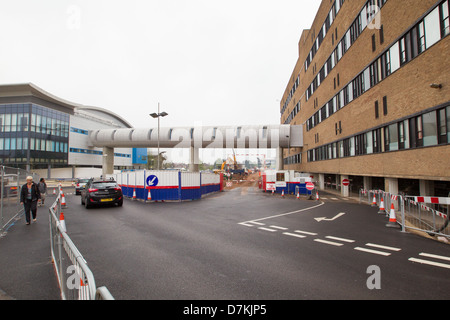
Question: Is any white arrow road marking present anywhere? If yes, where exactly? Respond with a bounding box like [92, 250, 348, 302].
[314, 212, 346, 222]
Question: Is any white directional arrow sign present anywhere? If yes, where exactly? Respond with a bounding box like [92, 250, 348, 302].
[314, 212, 346, 222]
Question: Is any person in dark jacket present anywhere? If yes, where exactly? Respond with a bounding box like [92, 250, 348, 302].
[20, 176, 41, 225]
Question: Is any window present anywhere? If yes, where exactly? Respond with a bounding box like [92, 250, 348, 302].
[276, 172, 285, 182]
[365, 131, 373, 154]
[438, 108, 447, 144]
[441, 0, 450, 37]
[383, 96, 388, 116]
[389, 42, 400, 73]
[375, 101, 379, 119]
[422, 110, 438, 146]
[424, 6, 441, 49]
[379, 25, 384, 44]
[372, 34, 376, 52]
[417, 21, 426, 53]
[399, 120, 410, 149]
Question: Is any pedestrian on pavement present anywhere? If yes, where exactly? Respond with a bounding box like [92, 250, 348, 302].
[37, 178, 47, 206]
[20, 176, 41, 225]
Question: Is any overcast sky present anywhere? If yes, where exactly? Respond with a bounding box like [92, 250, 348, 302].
[0, 0, 321, 163]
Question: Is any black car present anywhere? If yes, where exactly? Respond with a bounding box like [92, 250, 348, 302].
[81, 178, 123, 208]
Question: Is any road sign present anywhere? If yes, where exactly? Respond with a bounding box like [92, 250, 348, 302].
[306, 182, 315, 191]
[266, 183, 276, 191]
[342, 179, 350, 186]
[146, 175, 159, 187]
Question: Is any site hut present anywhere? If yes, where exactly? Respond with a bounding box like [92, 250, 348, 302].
[279, 0, 450, 198]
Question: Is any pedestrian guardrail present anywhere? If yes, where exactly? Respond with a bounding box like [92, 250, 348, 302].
[49, 186, 114, 300]
[0, 166, 40, 235]
[359, 189, 450, 238]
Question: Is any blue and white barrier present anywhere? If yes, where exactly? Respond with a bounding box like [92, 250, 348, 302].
[112, 170, 222, 202]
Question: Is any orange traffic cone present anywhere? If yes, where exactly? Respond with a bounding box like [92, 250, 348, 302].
[59, 212, 66, 234]
[61, 192, 67, 207]
[386, 204, 399, 228]
[297, 192, 300, 200]
[53, 188, 56, 195]
[281, 190, 285, 198]
[147, 189, 152, 202]
[272, 189, 274, 195]
[132, 189, 137, 200]
[371, 194, 377, 207]
[378, 197, 385, 214]
[316, 191, 320, 201]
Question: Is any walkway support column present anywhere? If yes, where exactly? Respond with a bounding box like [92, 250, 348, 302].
[276, 147, 284, 171]
[189, 146, 200, 172]
[102, 147, 114, 178]
[341, 175, 349, 197]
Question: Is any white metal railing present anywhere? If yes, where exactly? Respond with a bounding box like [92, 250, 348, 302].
[49, 186, 114, 300]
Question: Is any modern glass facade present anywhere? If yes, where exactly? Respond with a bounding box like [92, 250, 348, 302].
[0, 103, 70, 169]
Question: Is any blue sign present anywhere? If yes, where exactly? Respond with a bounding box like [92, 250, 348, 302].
[146, 175, 159, 187]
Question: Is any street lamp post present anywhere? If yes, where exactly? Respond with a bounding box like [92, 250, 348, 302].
[150, 103, 168, 170]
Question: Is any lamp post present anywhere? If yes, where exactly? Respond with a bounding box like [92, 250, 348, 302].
[150, 103, 168, 170]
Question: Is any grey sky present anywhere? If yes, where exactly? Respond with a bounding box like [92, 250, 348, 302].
[0, 0, 321, 164]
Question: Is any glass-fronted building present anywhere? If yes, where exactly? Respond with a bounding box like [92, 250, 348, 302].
[0, 83, 146, 173]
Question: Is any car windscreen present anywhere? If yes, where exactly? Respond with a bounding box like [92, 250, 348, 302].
[91, 182, 118, 188]
[78, 179, 90, 183]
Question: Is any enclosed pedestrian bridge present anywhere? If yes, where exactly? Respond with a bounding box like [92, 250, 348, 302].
[88, 124, 303, 174]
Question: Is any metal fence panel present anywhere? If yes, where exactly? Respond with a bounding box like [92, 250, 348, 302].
[1, 166, 40, 234]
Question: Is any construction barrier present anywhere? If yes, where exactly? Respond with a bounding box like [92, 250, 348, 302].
[111, 170, 222, 202]
[49, 186, 114, 300]
[359, 189, 450, 237]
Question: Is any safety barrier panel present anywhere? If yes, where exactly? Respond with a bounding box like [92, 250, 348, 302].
[0, 166, 40, 235]
[112, 170, 222, 202]
[49, 186, 114, 300]
[359, 189, 450, 238]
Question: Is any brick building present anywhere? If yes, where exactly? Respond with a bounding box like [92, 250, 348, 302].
[280, 0, 450, 197]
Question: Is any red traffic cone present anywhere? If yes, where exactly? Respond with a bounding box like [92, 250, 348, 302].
[378, 197, 385, 214]
[297, 192, 300, 200]
[132, 189, 137, 200]
[59, 212, 66, 234]
[386, 204, 399, 228]
[272, 189, 274, 195]
[316, 191, 320, 201]
[53, 188, 56, 195]
[61, 192, 67, 207]
[147, 189, 152, 202]
[281, 190, 285, 198]
[371, 195, 377, 207]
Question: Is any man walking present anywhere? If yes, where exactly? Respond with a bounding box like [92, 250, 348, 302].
[37, 178, 47, 206]
[20, 176, 41, 225]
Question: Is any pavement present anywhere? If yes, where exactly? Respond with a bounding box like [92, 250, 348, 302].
[0, 195, 61, 300]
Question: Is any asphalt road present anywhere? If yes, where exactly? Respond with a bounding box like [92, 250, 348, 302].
[57, 186, 450, 300]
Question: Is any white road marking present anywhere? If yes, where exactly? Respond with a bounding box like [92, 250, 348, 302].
[295, 230, 318, 236]
[258, 227, 278, 232]
[238, 222, 256, 227]
[354, 247, 391, 256]
[249, 221, 265, 226]
[408, 258, 450, 269]
[247, 202, 325, 223]
[366, 243, 401, 252]
[325, 236, 355, 243]
[270, 225, 289, 230]
[283, 232, 307, 239]
[330, 198, 339, 201]
[419, 252, 450, 261]
[314, 239, 344, 247]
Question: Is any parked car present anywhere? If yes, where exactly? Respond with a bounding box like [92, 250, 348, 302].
[75, 178, 90, 195]
[80, 178, 123, 209]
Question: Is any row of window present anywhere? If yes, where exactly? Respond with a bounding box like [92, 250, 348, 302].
[307, 106, 450, 162]
[70, 147, 131, 158]
[306, 0, 450, 132]
[281, 0, 346, 115]
[283, 101, 301, 125]
[305, 0, 388, 103]
[284, 153, 302, 166]
[0, 136, 69, 153]
[0, 111, 70, 138]
[70, 127, 89, 135]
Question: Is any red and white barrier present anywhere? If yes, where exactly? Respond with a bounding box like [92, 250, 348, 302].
[413, 197, 450, 205]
